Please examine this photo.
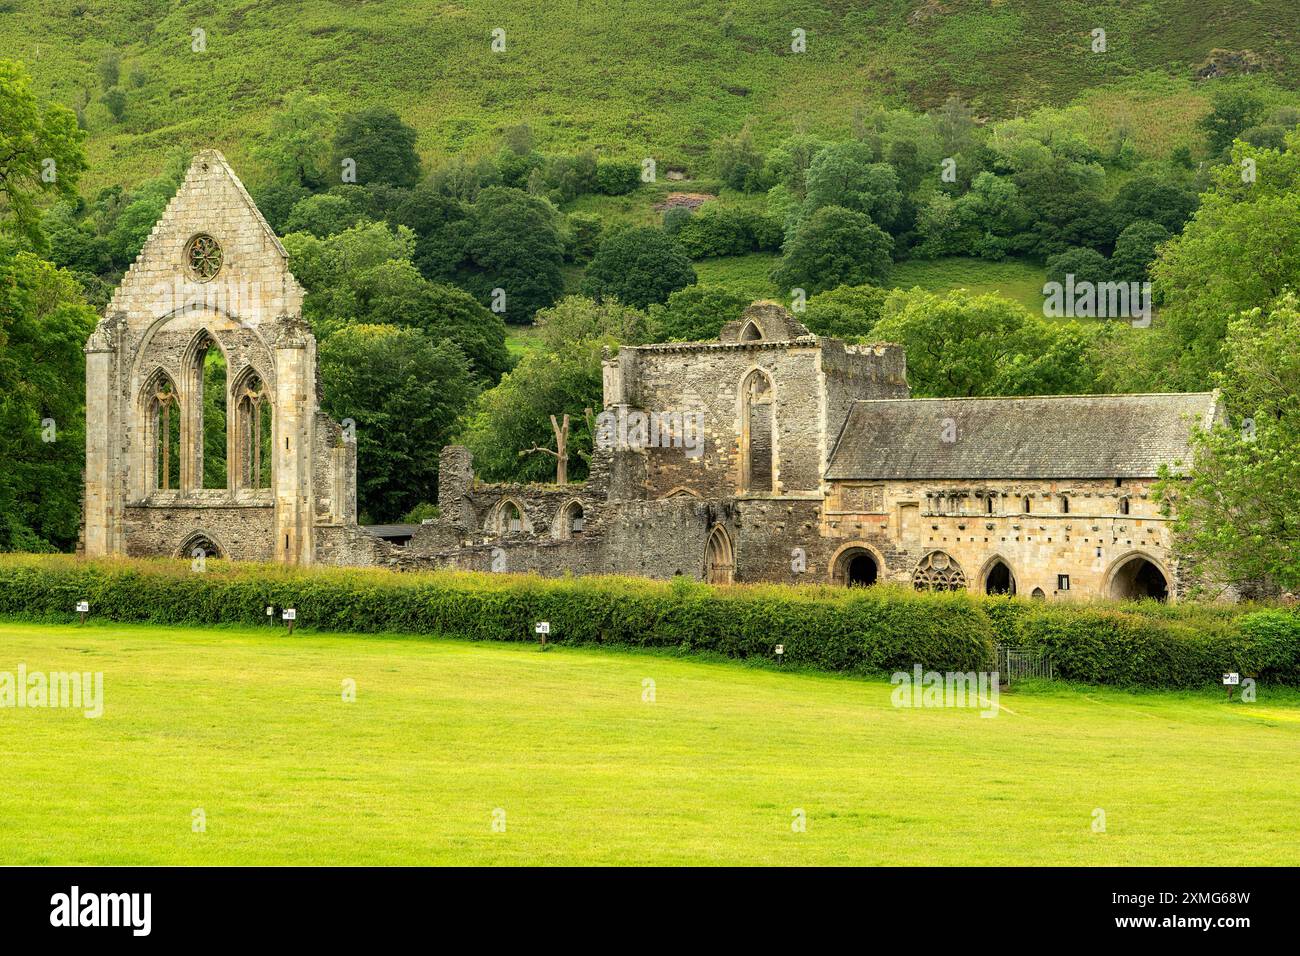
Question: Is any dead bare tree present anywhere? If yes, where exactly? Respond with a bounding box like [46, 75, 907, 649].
[519, 413, 571, 484]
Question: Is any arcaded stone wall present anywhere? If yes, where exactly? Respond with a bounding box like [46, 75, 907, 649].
[818, 476, 1179, 598]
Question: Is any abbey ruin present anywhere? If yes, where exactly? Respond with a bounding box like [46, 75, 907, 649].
[82, 151, 1223, 601]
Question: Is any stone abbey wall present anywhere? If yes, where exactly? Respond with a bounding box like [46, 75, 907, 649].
[84, 153, 1215, 602]
[82, 150, 367, 567]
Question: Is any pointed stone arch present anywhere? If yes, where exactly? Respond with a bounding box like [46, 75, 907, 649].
[486, 497, 531, 535]
[704, 524, 735, 584]
[739, 318, 764, 341]
[230, 365, 272, 491]
[175, 529, 228, 561]
[979, 554, 1017, 596]
[1104, 551, 1172, 602]
[140, 367, 181, 492]
[659, 485, 702, 500]
[551, 498, 587, 539]
[180, 328, 231, 491]
[738, 366, 776, 494]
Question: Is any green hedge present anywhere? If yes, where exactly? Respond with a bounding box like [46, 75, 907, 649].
[1, 556, 1296, 687]
[0, 557, 994, 675]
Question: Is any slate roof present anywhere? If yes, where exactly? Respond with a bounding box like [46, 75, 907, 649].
[824, 392, 1221, 481]
[360, 524, 421, 540]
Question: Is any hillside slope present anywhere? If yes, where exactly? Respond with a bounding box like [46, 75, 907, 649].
[4, 0, 1296, 187]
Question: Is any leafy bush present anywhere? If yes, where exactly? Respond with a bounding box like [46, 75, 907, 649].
[674, 205, 782, 258]
[2, 558, 1292, 688]
[595, 159, 640, 195]
[1008, 605, 1300, 687]
[0, 558, 992, 674]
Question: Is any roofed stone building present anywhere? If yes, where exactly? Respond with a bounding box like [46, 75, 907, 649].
[83, 153, 1224, 602]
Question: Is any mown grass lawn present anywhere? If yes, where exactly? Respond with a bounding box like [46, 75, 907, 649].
[1, 620, 1297, 866]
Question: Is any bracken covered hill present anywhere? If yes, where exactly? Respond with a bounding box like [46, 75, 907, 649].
[4, 0, 1298, 187]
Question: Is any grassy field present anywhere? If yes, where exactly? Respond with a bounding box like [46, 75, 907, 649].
[4, 1, 1295, 189]
[890, 256, 1048, 312]
[692, 253, 1048, 313]
[1, 620, 1297, 866]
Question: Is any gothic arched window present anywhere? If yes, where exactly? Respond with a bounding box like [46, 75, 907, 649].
[739, 368, 775, 494]
[146, 373, 180, 491]
[233, 371, 271, 490]
[912, 551, 967, 592]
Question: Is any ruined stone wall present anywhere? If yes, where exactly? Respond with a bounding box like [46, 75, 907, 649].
[84, 150, 356, 566]
[122, 502, 275, 561]
[407, 496, 720, 580]
[605, 336, 905, 502]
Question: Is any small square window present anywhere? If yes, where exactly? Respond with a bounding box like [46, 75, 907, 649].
[1057, 574, 1070, 591]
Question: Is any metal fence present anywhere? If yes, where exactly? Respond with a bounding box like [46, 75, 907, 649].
[995, 644, 1056, 684]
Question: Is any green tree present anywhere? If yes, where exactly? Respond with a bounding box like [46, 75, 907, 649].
[1111, 174, 1198, 234]
[349, 261, 510, 386]
[582, 226, 696, 309]
[802, 284, 888, 339]
[772, 205, 893, 295]
[100, 88, 127, 123]
[252, 182, 311, 234]
[1149, 137, 1300, 389]
[0, 60, 87, 244]
[460, 187, 566, 323]
[1045, 246, 1110, 287]
[534, 295, 647, 350]
[765, 133, 827, 197]
[595, 159, 640, 195]
[1157, 294, 1300, 593]
[253, 92, 337, 189]
[1110, 220, 1170, 284]
[332, 106, 421, 188]
[283, 219, 417, 329]
[712, 125, 766, 192]
[647, 286, 748, 342]
[96, 50, 120, 90]
[283, 192, 366, 238]
[391, 186, 471, 281]
[1198, 87, 1266, 155]
[802, 142, 902, 230]
[0, 243, 98, 550]
[457, 343, 606, 484]
[871, 289, 1102, 397]
[319, 324, 476, 522]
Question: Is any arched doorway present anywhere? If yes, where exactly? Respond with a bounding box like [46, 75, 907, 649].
[176, 531, 225, 561]
[704, 525, 735, 584]
[1107, 553, 1170, 602]
[983, 558, 1016, 596]
[831, 545, 882, 587]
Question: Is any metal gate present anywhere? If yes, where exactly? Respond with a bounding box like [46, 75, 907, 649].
[995, 644, 1055, 684]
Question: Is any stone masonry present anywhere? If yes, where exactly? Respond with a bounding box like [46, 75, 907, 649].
[84, 152, 1223, 602]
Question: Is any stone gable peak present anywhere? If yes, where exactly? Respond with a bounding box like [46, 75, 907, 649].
[104, 149, 304, 323]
